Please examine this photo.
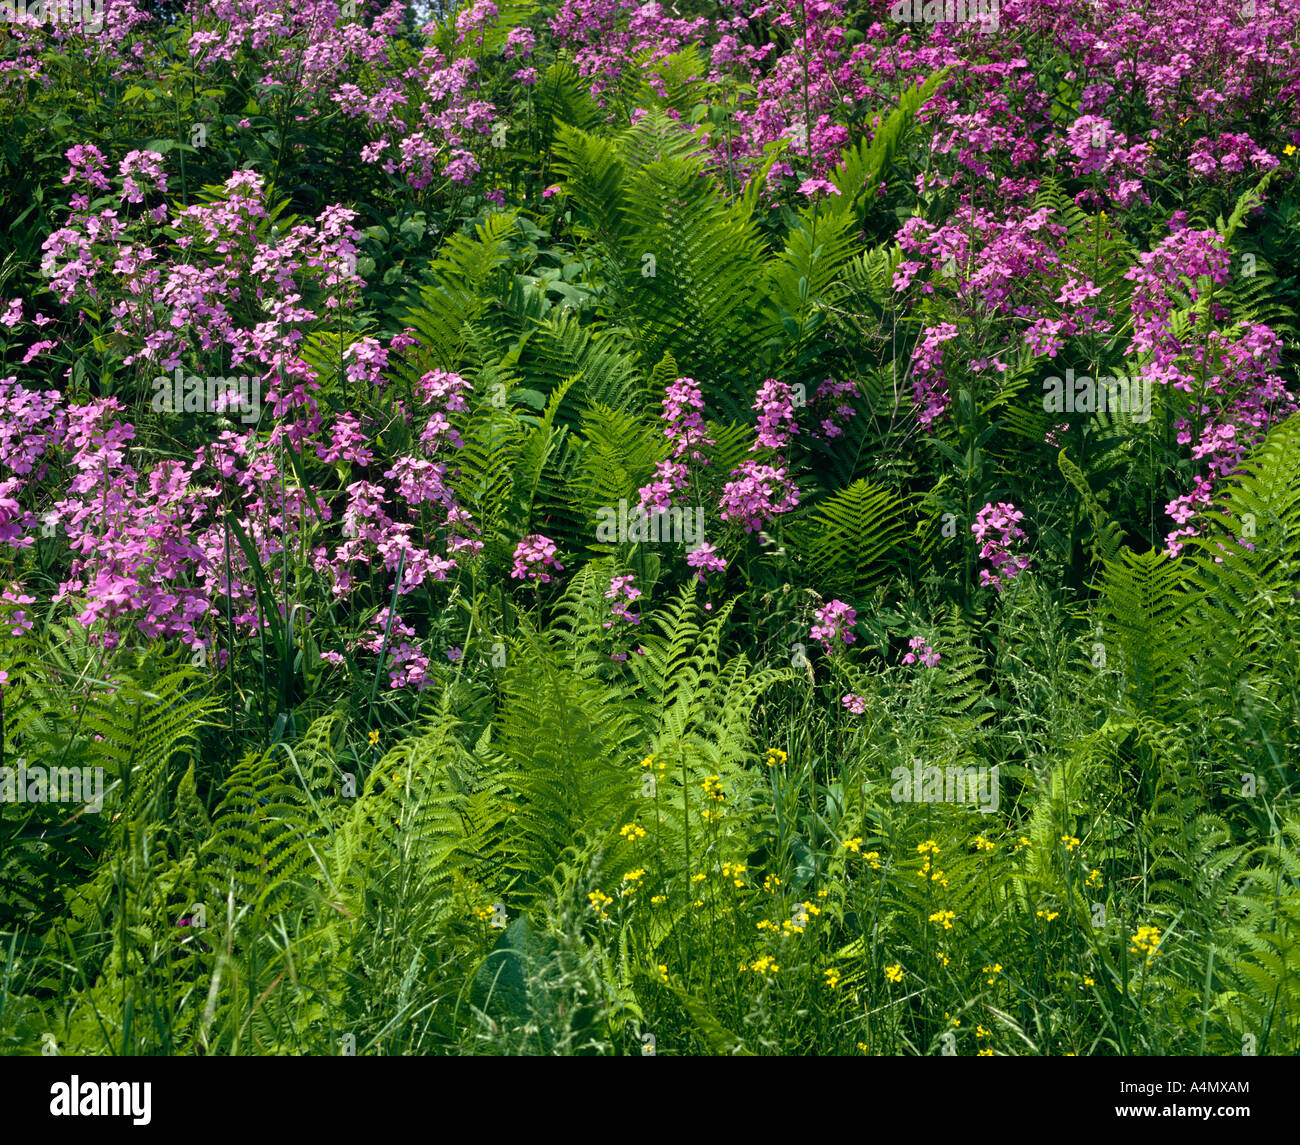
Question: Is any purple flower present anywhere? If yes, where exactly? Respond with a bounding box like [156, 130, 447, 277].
[810, 600, 856, 652]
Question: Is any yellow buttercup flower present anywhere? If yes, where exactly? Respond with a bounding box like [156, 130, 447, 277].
[764, 747, 787, 767]
[928, 909, 956, 930]
[1061, 834, 1081, 851]
[587, 889, 613, 918]
[1285, 144, 1296, 156]
[650, 894, 667, 905]
[977, 1048, 994, 1056]
[983, 962, 1002, 985]
[690, 872, 706, 883]
[973, 835, 996, 853]
[721, 861, 747, 887]
[1086, 868, 1102, 888]
[884, 963, 904, 983]
[749, 955, 779, 975]
[656, 964, 669, 983]
[620, 823, 647, 840]
[702, 774, 725, 802]
[472, 905, 495, 922]
[824, 967, 841, 988]
[763, 873, 782, 893]
[936, 951, 950, 967]
[844, 836, 863, 853]
[368, 729, 379, 746]
[864, 851, 882, 870]
[1036, 909, 1060, 922]
[975, 1025, 990, 1038]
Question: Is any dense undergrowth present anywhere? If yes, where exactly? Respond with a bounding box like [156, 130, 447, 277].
[0, 0, 1298, 1055]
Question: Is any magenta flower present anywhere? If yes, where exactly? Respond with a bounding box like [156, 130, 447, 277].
[685, 541, 726, 583]
[510, 534, 564, 585]
[810, 600, 856, 652]
[901, 637, 940, 668]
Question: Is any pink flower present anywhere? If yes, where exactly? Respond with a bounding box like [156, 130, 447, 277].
[810, 600, 856, 652]
[685, 541, 726, 583]
[510, 534, 564, 585]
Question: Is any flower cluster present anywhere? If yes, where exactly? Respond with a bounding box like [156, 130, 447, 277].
[972, 502, 1030, 590]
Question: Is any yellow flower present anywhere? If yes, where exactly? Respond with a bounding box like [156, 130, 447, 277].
[973, 835, 996, 853]
[916, 839, 940, 855]
[622, 868, 646, 886]
[977, 1048, 994, 1056]
[1131, 924, 1162, 963]
[983, 962, 1002, 985]
[844, 836, 863, 853]
[701, 808, 723, 824]
[781, 919, 804, 936]
[650, 894, 667, 905]
[945, 1012, 960, 1027]
[702, 774, 725, 802]
[764, 873, 782, 893]
[640, 754, 655, 769]
[975, 1025, 990, 1038]
[884, 963, 904, 983]
[1061, 834, 1081, 851]
[619, 823, 647, 840]
[857, 1042, 870, 1053]
[1083, 976, 1095, 987]
[864, 851, 882, 870]
[472, 905, 495, 922]
[817, 889, 829, 898]
[803, 901, 821, 916]
[1036, 909, 1060, 922]
[691, 899, 703, 907]
[928, 909, 956, 930]
[936, 951, 950, 967]
[368, 729, 379, 746]
[1284, 144, 1296, 156]
[690, 872, 707, 883]
[1085, 868, 1102, 888]
[656, 964, 669, 983]
[721, 861, 747, 887]
[587, 890, 613, 918]
[824, 967, 842, 988]
[749, 955, 779, 975]
[756, 919, 775, 931]
[764, 747, 787, 767]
